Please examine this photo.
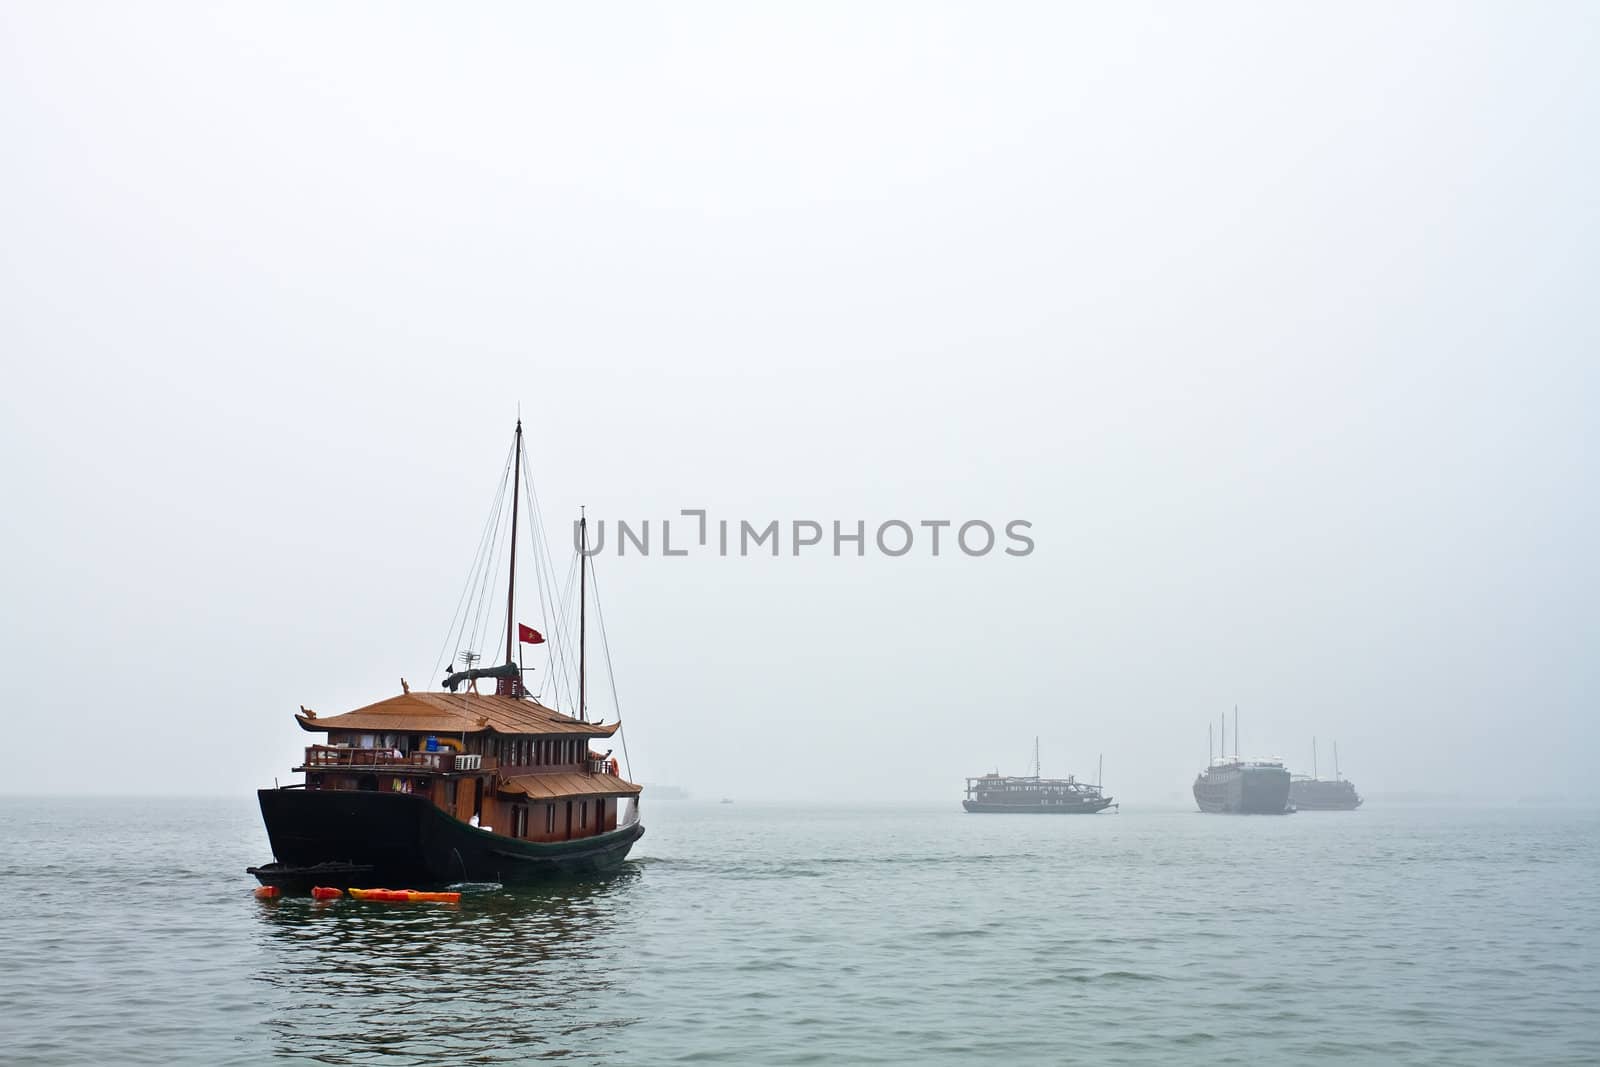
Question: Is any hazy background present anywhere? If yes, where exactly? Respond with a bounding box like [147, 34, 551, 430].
[2, 3, 1595, 805]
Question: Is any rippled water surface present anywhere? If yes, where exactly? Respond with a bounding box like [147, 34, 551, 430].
[2, 798, 1597, 1064]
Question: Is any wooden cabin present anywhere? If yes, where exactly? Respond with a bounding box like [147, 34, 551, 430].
[294, 690, 640, 843]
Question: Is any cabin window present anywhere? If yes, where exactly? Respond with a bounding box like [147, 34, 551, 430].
[444, 780, 457, 807]
[512, 805, 527, 838]
[545, 804, 555, 834]
[581, 801, 589, 829]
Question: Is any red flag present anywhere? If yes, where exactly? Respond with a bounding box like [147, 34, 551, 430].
[517, 624, 545, 645]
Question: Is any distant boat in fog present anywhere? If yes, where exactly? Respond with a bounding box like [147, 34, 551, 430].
[963, 738, 1115, 814]
[1290, 738, 1363, 810]
[1194, 710, 1292, 814]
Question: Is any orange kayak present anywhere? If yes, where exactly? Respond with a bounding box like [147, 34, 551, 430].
[348, 887, 460, 904]
[310, 886, 344, 900]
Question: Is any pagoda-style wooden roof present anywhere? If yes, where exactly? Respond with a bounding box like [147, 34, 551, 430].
[497, 772, 642, 800]
[296, 691, 620, 737]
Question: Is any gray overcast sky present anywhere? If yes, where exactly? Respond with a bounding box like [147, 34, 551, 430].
[1, 3, 1595, 804]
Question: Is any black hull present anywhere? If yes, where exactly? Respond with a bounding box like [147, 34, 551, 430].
[962, 799, 1114, 814]
[252, 788, 643, 890]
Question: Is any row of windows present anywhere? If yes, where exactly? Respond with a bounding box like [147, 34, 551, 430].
[505, 800, 593, 838]
[333, 733, 586, 767]
[976, 784, 1086, 793]
[492, 737, 584, 766]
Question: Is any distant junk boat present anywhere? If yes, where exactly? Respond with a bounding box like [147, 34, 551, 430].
[1194, 709, 1292, 814]
[963, 738, 1115, 814]
[248, 420, 646, 893]
[1289, 738, 1363, 811]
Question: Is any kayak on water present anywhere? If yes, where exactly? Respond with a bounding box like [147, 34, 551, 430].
[347, 887, 461, 903]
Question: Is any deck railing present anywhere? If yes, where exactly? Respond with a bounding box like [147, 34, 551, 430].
[301, 746, 498, 773]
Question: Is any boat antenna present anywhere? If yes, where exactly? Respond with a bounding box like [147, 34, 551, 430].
[1209, 721, 1213, 766]
[504, 419, 522, 674]
[1313, 736, 1318, 780]
[1034, 736, 1040, 779]
[1234, 705, 1239, 760]
[579, 507, 588, 723]
[1098, 753, 1103, 792]
[1221, 712, 1225, 762]
[1334, 740, 1340, 781]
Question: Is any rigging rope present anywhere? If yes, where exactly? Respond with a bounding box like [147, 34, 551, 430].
[462, 456, 512, 669]
[520, 450, 581, 710]
[428, 439, 515, 686]
[586, 556, 633, 782]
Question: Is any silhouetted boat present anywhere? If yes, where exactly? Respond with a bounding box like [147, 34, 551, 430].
[1194, 710, 1291, 814]
[963, 738, 1114, 813]
[1290, 738, 1363, 810]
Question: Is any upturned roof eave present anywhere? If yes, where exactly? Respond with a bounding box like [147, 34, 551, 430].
[294, 701, 622, 738]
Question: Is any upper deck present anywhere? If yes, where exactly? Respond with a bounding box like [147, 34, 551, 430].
[965, 774, 1106, 798]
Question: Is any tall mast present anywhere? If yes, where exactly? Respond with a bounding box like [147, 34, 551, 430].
[1033, 736, 1040, 778]
[1209, 722, 1213, 766]
[1313, 737, 1319, 780]
[1234, 705, 1239, 760]
[1334, 741, 1341, 781]
[504, 419, 522, 669]
[579, 509, 588, 723]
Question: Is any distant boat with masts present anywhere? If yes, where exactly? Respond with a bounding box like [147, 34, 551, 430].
[1290, 738, 1363, 810]
[963, 738, 1114, 814]
[1193, 709, 1292, 814]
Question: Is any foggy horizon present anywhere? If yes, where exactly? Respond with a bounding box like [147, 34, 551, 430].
[3, 3, 1595, 808]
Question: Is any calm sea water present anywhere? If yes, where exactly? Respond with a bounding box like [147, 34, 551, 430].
[2, 797, 1597, 1065]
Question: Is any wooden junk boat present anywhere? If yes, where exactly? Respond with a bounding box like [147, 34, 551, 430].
[962, 738, 1115, 814]
[249, 421, 644, 892]
[1193, 711, 1292, 815]
[1288, 738, 1363, 811]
